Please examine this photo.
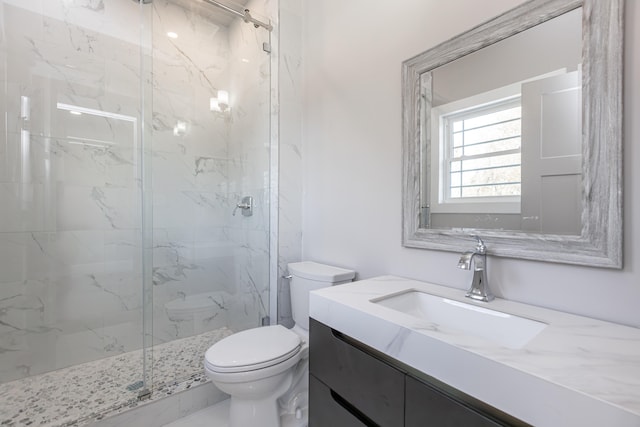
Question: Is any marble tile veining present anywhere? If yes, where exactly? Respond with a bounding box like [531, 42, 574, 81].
[1, 0, 276, 423]
[0, 328, 232, 427]
[310, 276, 640, 427]
[1, 0, 273, 386]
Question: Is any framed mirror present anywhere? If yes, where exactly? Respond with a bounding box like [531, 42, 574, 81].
[402, 0, 623, 268]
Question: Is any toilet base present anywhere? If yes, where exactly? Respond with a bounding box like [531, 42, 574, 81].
[225, 399, 307, 427]
[281, 407, 308, 427]
[224, 367, 297, 427]
[225, 378, 309, 427]
[229, 395, 281, 427]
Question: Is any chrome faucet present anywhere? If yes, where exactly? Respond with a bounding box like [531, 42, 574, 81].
[457, 236, 494, 302]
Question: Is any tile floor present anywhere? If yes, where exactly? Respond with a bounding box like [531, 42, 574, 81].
[162, 398, 309, 427]
[163, 399, 230, 427]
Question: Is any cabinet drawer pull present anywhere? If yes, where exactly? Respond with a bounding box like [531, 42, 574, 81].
[331, 328, 345, 339]
[331, 328, 366, 349]
[330, 389, 380, 427]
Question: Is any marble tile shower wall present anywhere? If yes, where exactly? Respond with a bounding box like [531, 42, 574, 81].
[225, 0, 272, 333]
[149, 0, 235, 344]
[0, 0, 146, 384]
[0, 0, 272, 384]
[276, 0, 303, 327]
[150, 0, 272, 345]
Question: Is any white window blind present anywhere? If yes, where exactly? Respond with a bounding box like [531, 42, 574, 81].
[443, 98, 521, 201]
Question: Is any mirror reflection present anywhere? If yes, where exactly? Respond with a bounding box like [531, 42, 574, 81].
[423, 8, 582, 234]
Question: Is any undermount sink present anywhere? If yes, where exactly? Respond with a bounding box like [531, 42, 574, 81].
[372, 290, 547, 349]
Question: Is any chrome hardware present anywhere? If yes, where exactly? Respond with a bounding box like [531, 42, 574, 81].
[202, 0, 273, 31]
[281, 275, 292, 280]
[137, 388, 151, 401]
[458, 235, 493, 302]
[233, 196, 254, 217]
[20, 96, 30, 120]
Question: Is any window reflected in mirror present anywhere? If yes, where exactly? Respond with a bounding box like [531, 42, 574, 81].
[423, 8, 582, 234]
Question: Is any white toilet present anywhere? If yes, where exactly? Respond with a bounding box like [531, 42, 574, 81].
[204, 261, 355, 427]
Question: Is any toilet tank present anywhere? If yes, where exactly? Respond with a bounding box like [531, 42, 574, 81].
[288, 261, 355, 331]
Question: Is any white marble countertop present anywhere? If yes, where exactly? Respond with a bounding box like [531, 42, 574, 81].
[309, 276, 640, 427]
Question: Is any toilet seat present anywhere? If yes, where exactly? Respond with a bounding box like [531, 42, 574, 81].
[205, 325, 301, 374]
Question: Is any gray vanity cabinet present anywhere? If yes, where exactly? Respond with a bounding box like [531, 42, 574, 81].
[309, 319, 519, 427]
[309, 375, 369, 426]
[405, 375, 501, 427]
[309, 318, 405, 426]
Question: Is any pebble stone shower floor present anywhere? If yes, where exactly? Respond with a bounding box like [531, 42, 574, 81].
[0, 328, 232, 427]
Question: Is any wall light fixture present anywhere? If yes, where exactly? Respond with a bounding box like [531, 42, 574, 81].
[210, 90, 230, 112]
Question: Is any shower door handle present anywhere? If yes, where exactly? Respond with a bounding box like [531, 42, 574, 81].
[233, 196, 254, 217]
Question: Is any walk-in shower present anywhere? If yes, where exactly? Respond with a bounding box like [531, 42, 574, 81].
[0, 0, 274, 424]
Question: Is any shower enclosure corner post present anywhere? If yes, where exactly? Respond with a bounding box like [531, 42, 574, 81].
[138, 0, 155, 399]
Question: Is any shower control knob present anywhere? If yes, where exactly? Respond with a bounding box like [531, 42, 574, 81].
[233, 196, 254, 217]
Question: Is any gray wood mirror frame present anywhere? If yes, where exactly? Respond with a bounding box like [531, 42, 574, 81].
[402, 0, 623, 268]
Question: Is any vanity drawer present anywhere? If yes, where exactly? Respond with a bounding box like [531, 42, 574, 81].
[309, 374, 369, 427]
[309, 318, 405, 427]
[405, 375, 503, 427]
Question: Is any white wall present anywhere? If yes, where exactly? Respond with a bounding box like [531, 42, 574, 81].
[299, 0, 640, 327]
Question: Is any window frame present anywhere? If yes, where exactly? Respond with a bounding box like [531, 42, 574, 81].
[444, 97, 522, 201]
[429, 84, 523, 214]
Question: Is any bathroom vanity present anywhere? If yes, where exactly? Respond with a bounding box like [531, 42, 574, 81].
[309, 319, 513, 426]
[308, 277, 640, 427]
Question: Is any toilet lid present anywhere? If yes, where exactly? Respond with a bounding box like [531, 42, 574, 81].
[205, 325, 301, 373]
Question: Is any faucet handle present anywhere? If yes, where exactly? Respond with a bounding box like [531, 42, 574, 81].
[470, 235, 486, 254]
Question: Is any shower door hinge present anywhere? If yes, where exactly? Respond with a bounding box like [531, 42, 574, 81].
[262, 42, 271, 54]
[137, 388, 152, 401]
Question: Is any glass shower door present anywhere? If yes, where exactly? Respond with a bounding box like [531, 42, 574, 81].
[0, 0, 151, 420]
[0, 0, 274, 420]
[147, 0, 273, 389]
